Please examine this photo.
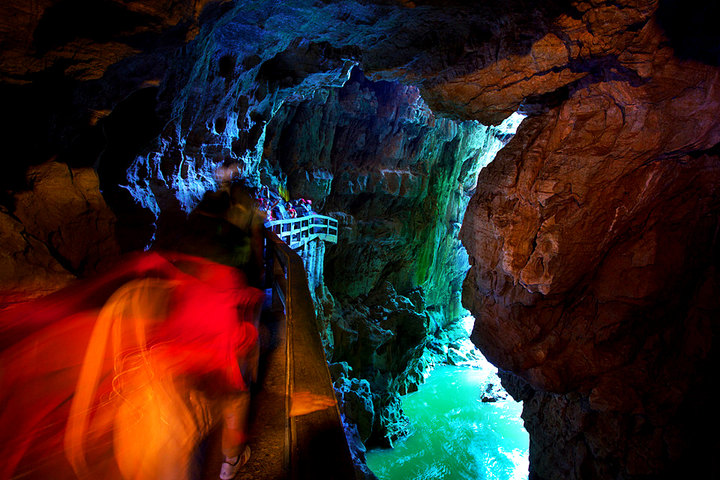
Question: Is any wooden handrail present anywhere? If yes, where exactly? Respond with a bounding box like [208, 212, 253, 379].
[263, 229, 356, 480]
[266, 214, 338, 250]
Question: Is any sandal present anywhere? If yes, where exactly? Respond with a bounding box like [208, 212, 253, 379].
[219, 445, 251, 480]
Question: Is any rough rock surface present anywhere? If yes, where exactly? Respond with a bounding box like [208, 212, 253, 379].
[2, 0, 720, 478]
[460, 4, 720, 478]
[0, 162, 120, 304]
[263, 69, 509, 313]
[320, 279, 484, 447]
[0, 0, 221, 83]
[261, 70, 508, 445]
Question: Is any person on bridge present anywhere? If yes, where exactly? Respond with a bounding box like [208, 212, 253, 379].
[298, 198, 312, 216]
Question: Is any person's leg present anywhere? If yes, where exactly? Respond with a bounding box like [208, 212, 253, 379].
[221, 393, 250, 458]
[219, 393, 251, 480]
[220, 294, 261, 479]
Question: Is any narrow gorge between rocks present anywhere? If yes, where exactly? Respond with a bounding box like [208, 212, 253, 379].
[2, 1, 720, 479]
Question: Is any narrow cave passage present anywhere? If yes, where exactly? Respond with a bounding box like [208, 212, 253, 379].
[115, 67, 531, 479]
[256, 77, 531, 476]
[7, 1, 720, 478]
[350, 108, 531, 480]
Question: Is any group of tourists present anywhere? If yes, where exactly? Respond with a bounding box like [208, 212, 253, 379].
[254, 186, 315, 222]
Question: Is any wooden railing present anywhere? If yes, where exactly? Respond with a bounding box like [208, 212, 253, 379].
[263, 229, 356, 480]
[265, 215, 338, 250]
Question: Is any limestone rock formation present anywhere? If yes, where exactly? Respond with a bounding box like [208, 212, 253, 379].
[459, 3, 720, 478]
[0, 162, 119, 304]
[480, 382, 508, 403]
[334, 371, 375, 444]
[2, 0, 720, 478]
[264, 69, 510, 311]
[260, 70, 512, 445]
[321, 277, 487, 446]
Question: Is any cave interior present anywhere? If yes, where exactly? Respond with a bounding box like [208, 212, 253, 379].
[1, 0, 720, 479]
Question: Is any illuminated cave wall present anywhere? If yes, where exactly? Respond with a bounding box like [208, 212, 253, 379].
[2, 0, 720, 478]
[260, 68, 521, 449]
[262, 69, 521, 312]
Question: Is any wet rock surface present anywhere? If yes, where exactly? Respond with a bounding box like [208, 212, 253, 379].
[321, 280, 476, 446]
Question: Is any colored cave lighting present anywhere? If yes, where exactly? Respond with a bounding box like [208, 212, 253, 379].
[123, 152, 221, 217]
[122, 153, 163, 218]
[498, 111, 526, 135]
[173, 157, 222, 212]
[474, 111, 527, 172]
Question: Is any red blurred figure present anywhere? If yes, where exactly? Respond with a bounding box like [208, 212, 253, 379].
[0, 252, 264, 480]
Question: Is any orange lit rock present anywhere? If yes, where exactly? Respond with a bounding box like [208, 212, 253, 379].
[0, 0, 213, 83]
[461, 26, 720, 480]
[0, 162, 120, 303]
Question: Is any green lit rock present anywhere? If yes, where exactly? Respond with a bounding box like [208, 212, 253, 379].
[264, 69, 510, 325]
[334, 376, 375, 443]
[269, 70, 514, 447]
[371, 392, 410, 449]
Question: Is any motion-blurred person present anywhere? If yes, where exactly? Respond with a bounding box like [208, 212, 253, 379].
[0, 252, 264, 480]
[1, 170, 270, 480]
[226, 182, 266, 289]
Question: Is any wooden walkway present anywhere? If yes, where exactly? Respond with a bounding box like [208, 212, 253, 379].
[265, 214, 338, 250]
[199, 230, 355, 480]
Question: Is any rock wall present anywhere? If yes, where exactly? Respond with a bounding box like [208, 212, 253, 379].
[0, 162, 120, 305]
[2, 0, 720, 478]
[458, 3, 720, 478]
[263, 69, 507, 310]
[263, 69, 503, 447]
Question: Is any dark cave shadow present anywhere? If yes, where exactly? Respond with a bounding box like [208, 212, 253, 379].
[655, 0, 720, 66]
[31, 0, 157, 55]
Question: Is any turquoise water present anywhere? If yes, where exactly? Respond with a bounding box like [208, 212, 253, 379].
[366, 364, 529, 480]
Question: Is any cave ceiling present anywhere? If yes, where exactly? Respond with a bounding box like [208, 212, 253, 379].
[2, 0, 720, 479]
[2, 0, 715, 173]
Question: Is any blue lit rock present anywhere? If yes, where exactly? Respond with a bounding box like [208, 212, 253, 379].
[334, 375, 375, 444]
[330, 362, 379, 479]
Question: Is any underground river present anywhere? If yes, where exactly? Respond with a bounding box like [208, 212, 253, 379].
[366, 359, 529, 480]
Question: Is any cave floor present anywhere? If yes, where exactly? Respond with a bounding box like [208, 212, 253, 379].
[199, 305, 289, 480]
